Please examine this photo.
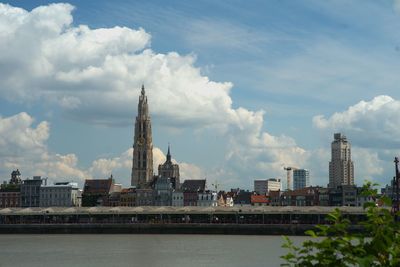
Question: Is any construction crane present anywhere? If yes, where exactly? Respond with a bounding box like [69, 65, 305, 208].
[283, 166, 297, 191]
[211, 180, 221, 192]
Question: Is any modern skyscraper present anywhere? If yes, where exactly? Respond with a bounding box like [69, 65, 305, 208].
[293, 169, 310, 190]
[158, 144, 180, 189]
[131, 85, 154, 188]
[328, 133, 354, 188]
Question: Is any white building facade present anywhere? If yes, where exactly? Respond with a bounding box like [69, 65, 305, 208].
[40, 182, 80, 207]
[172, 191, 184, 206]
[329, 133, 354, 188]
[197, 191, 218, 207]
[254, 179, 281, 195]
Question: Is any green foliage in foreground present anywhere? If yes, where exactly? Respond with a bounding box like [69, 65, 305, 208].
[281, 182, 400, 266]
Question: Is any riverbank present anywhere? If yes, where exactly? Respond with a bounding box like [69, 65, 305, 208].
[0, 223, 363, 235]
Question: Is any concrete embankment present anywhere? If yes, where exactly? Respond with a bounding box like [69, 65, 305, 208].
[0, 223, 326, 235]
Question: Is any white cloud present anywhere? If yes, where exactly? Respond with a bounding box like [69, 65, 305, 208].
[313, 95, 400, 149]
[0, 112, 88, 183]
[0, 3, 313, 188]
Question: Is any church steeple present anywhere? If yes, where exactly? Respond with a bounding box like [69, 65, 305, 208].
[166, 143, 171, 162]
[158, 143, 180, 189]
[131, 85, 154, 188]
[141, 84, 145, 96]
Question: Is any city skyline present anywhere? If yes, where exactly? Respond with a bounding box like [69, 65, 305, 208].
[1, 1, 400, 189]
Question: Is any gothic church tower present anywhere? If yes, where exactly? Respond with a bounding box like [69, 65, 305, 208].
[131, 85, 154, 188]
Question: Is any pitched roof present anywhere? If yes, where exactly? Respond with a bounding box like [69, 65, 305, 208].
[181, 179, 206, 192]
[83, 178, 113, 194]
[251, 195, 269, 204]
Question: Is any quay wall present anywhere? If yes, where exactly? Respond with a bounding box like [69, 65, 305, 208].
[0, 223, 363, 235]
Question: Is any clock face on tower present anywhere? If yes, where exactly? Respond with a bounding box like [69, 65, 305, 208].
[137, 137, 145, 146]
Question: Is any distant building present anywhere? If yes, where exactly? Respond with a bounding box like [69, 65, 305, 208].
[251, 195, 269, 206]
[329, 133, 354, 188]
[21, 176, 45, 207]
[233, 190, 252, 205]
[120, 188, 136, 207]
[254, 179, 281, 195]
[172, 191, 184, 207]
[328, 185, 359, 206]
[131, 85, 154, 188]
[281, 187, 320, 206]
[135, 188, 154, 206]
[198, 191, 218, 207]
[293, 169, 310, 190]
[181, 179, 206, 192]
[82, 176, 116, 207]
[0, 191, 20, 208]
[40, 182, 80, 207]
[10, 169, 22, 185]
[154, 176, 173, 206]
[158, 145, 180, 189]
[0, 170, 21, 207]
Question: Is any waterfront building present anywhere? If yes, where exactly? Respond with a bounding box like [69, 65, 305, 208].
[293, 169, 310, 190]
[0, 191, 20, 208]
[217, 192, 234, 207]
[254, 178, 281, 195]
[82, 176, 116, 207]
[328, 133, 354, 188]
[172, 191, 184, 206]
[251, 195, 269, 206]
[131, 85, 154, 188]
[281, 187, 319, 206]
[0, 170, 21, 207]
[341, 185, 358, 207]
[181, 179, 206, 192]
[233, 190, 252, 205]
[158, 145, 180, 189]
[21, 176, 45, 207]
[154, 176, 173, 206]
[135, 188, 154, 206]
[197, 191, 218, 207]
[269, 190, 281, 206]
[318, 188, 330, 206]
[327, 185, 358, 206]
[40, 182, 80, 207]
[120, 188, 137, 207]
[183, 191, 198, 206]
[108, 192, 121, 207]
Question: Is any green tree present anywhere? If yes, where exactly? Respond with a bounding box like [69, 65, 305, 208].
[281, 182, 400, 266]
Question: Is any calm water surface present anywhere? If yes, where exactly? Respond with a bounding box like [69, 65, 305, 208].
[0, 234, 307, 267]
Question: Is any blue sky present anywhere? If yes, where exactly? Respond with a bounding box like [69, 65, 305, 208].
[1, 0, 400, 189]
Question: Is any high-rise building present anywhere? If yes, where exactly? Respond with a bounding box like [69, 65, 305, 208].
[328, 133, 354, 188]
[158, 144, 180, 189]
[131, 85, 154, 188]
[293, 169, 310, 190]
[254, 178, 281, 195]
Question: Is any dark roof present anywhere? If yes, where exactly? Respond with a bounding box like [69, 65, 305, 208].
[181, 179, 206, 192]
[83, 178, 113, 195]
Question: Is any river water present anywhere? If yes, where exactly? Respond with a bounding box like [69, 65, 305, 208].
[0, 234, 306, 266]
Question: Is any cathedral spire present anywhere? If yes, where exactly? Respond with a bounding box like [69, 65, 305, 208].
[166, 143, 171, 162]
[141, 84, 145, 96]
[131, 85, 153, 188]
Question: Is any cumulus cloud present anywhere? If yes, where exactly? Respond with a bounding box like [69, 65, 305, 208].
[0, 3, 314, 188]
[0, 112, 88, 183]
[0, 111, 208, 186]
[313, 95, 400, 149]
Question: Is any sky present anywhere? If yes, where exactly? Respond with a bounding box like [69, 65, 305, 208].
[1, 0, 400, 190]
